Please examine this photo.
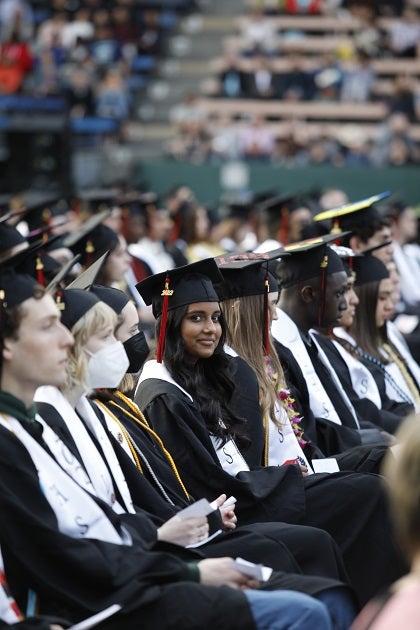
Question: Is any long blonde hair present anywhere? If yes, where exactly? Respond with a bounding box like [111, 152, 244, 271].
[222, 294, 287, 423]
[66, 301, 117, 391]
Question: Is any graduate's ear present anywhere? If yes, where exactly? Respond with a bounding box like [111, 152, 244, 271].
[300, 284, 316, 304]
[349, 234, 363, 253]
[2, 338, 13, 363]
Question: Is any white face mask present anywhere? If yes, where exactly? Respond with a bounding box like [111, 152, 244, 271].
[85, 341, 130, 389]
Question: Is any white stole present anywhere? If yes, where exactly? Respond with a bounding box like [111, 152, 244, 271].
[0, 415, 131, 545]
[138, 360, 250, 476]
[76, 396, 136, 514]
[387, 321, 420, 389]
[331, 329, 382, 409]
[35, 387, 134, 514]
[272, 309, 345, 425]
[267, 403, 313, 472]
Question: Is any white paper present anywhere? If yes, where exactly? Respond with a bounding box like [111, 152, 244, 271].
[312, 458, 340, 474]
[69, 604, 122, 630]
[233, 557, 273, 582]
[186, 528, 222, 548]
[177, 498, 216, 520]
[178, 498, 221, 547]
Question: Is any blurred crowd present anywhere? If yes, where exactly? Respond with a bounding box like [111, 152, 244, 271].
[0, 0, 189, 142]
[166, 0, 420, 166]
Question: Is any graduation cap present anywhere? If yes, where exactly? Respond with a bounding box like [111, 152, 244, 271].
[57, 288, 101, 331]
[135, 258, 223, 363]
[0, 268, 40, 333]
[360, 240, 392, 256]
[215, 252, 285, 355]
[0, 222, 27, 257]
[17, 193, 65, 232]
[313, 191, 391, 234]
[66, 252, 109, 290]
[90, 284, 129, 315]
[255, 192, 302, 245]
[329, 244, 362, 275]
[353, 255, 389, 286]
[45, 253, 81, 293]
[78, 189, 117, 213]
[0, 236, 62, 287]
[61, 209, 111, 249]
[276, 233, 349, 326]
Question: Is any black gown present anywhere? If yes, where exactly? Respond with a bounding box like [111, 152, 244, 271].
[0, 420, 255, 629]
[313, 333, 413, 433]
[273, 338, 390, 471]
[36, 398, 350, 596]
[135, 366, 408, 606]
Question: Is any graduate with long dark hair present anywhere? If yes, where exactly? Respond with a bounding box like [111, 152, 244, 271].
[134, 258, 407, 608]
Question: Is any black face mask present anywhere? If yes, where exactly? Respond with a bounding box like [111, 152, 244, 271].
[123, 331, 150, 373]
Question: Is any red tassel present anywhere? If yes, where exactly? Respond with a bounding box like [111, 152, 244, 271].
[263, 272, 270, 356]
[317, 255, 328, 326]
[156, 275, 173, 364]
[36, 254, 45, 287]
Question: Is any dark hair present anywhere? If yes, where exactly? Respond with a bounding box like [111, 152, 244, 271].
[341, 216, 391, 247]
[1, 285, 44, 375]
[157, 305, 250, 446]
[352, 281, 387, 361]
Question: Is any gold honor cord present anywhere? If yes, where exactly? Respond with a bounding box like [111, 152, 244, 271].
[382, 343, 420, 409]
[106, 392, 190, 501]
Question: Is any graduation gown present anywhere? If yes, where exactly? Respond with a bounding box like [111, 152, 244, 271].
[0, 396, 256, 630]
[36, 393, 349, 597]
[313, 333, 412, 434]
[273, 338, 390, 473]
[135, 361, 407, 606]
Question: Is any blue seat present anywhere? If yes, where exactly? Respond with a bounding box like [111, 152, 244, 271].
[131, 55, 156, 74]
[70, 117, 119, 134]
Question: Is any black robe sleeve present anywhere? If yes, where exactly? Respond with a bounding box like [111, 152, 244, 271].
[0, 427, 213, 621]
[135, 380, 306, 527]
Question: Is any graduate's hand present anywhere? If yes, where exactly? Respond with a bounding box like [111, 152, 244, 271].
[157, 514, 209, 547]
[215, 494, 238, 530]
[299, 464, 309, 477]
[198, 558, 259, 590]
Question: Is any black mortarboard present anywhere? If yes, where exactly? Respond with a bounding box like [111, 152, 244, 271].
[313, 192, 391, 234]
[66, 252, 109, 290]
[57, 288, 101, 331]
[0, 223, 27, 256]
[46, 254, 81, 293]
[276, 233, 348, 325]
[215, 251, 286, 355]
[256, 192, 301, 245]
[71, 224, 119, 267]
[0, 236, 62, 287]
[78, 189, 118, 215]
[18, 193, 65, 232]
[329, 244, 362, 276]
[136, 258, 223, 363]
[0, 268, 40, 333]
[61, 209, 111, 249]
[91, 284, 129, 314]
[353, 255, 389, 286]
[360, 240, 392, 256]
[277, 233, 347, 288]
